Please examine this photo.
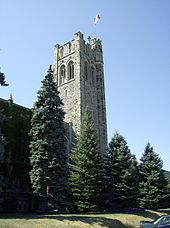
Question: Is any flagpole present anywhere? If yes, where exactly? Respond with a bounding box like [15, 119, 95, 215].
[94, 24, 97, 39]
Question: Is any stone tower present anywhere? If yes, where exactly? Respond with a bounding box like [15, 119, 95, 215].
[53, 32, 107, 154]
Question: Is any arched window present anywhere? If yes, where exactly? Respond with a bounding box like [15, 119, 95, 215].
[84, 62, 88, 80]
[68, 61, 74, 80]
[59, 65, 66, 84]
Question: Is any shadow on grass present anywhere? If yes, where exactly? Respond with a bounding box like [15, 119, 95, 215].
[132, 210, 165, 221]
[45, 215, 129, 228]
[0, 214, 130, 228]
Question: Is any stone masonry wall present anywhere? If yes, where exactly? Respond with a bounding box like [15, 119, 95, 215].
[53, 32, 107, 154]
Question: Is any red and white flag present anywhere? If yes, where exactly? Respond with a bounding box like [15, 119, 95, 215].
[94, 15, 101, 25]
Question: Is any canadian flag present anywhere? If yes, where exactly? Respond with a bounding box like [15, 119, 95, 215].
[94, 15, 101, 25]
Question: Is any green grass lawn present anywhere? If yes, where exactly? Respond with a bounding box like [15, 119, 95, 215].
[0, 209, 169, 228]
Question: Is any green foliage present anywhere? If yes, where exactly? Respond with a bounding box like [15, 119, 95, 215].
[138, 143, 168, 208]
[164, 170, 170, 179]
[105, 132, 139, 209]
[0, 100, 31, 163]
[167, 177, 170, 191]
[0, 109, 5, 162]
[69, 109, 104, 212]
[0, 72, 8, 86]
[0, 109, 5, 201]
[0, 99, 31, 191]
[29, 66, 71, 211]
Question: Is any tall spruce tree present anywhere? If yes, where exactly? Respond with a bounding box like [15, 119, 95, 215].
[138, 143, 168, 208]
[105, 132, 139, 208]
[69, 109, 104, 212]
[29, 66, 71, 211]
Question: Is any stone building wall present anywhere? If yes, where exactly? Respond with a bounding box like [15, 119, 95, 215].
[53, 32, 107, 154]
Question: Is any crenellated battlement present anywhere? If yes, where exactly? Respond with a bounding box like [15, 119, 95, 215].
[54, 32, 103, 61]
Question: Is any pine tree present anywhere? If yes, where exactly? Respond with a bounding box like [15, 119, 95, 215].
[0, 72, 8, 86]
[29, 66, 71, 211]
[0, 110, 5, 160]
[138, 143, 168, 209]
[0, 110, 5, 209]
[167, 177, 170, 208]
[105, 132, 139, 209]
[69, 109, 104, 212]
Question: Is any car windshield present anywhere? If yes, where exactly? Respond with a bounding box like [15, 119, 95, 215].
[153, 216, 170, 225]
[153, 217, 163, 224]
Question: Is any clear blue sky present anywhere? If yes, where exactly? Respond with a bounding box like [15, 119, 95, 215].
[1, 0, 170, 170]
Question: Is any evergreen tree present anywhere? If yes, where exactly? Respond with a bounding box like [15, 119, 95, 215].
[0, 70, 8, 157]
[0, 110, 5, 160]
[29, 66, 71, 211]
[138, 143, 168, 208]
[105, 132, 139, 209]
[0, 70, 8, 162]
[0, 110, 5, 210]
[0, 72, 8, 86]
[69, 109, 104, 212]
[0, 70, 8, 164]
[0, 73, 8, 210]
[165, 177, 170, 208]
